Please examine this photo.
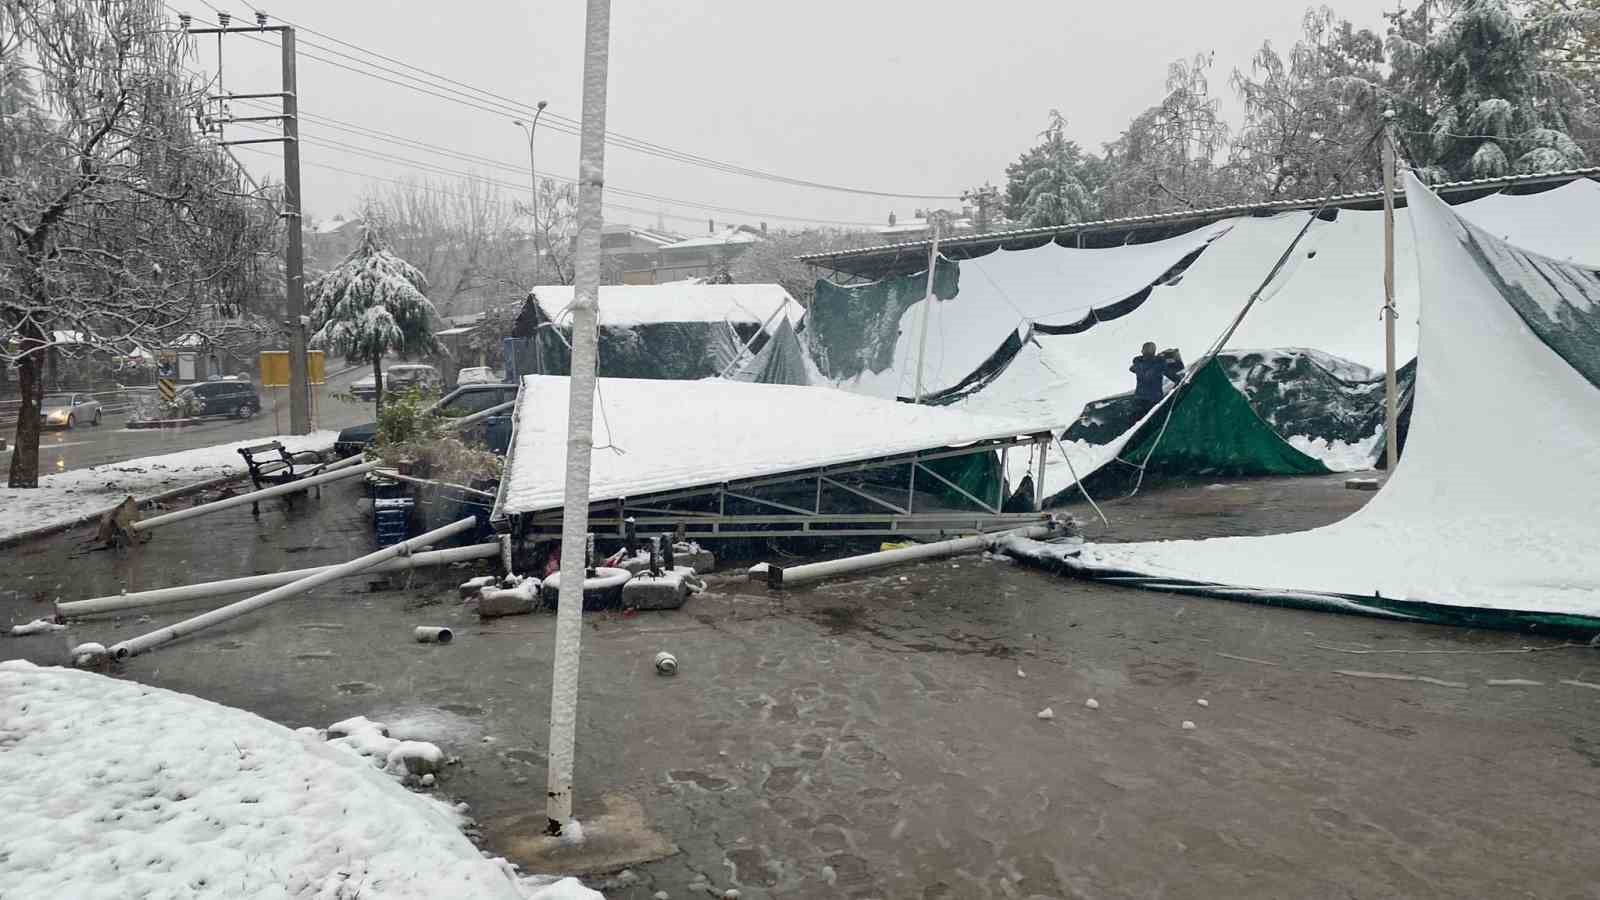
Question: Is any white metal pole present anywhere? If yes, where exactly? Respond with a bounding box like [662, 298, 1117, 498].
[914, 214, 942, 403]
[129, 456, 375, 533]
[1381, 112, 1399, 471]
[106, 517, 477, 660]
[545, 0, 612, 835]
[773, 520, 1060, 588]
[59, 542, 500, 617]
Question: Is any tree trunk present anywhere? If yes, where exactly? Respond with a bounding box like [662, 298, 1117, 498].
[372, 356, 384, 413]
[8, 350, 43, 489]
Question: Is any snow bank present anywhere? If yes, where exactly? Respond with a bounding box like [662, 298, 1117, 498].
[0, 661, 528, 899]
[1285, 431, 1382, 472]
[0, 431, 336, 543]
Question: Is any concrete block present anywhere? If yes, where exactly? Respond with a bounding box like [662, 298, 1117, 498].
[478, 580, 538, 618]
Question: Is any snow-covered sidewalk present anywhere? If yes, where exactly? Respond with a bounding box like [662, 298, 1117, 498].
[0, 661, 600, 899]
[0, 431, 337, 544]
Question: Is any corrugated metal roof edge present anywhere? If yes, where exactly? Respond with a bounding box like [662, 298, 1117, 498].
[794, 167, 1600, 268]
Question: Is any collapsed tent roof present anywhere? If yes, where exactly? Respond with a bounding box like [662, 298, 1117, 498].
[728, 317, 819, 386]
[491, 376, 1055, 519]
[529, 283, 799, 329]
[1022, 175, 1600, 630]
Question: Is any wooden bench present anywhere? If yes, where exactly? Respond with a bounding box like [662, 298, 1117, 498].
[237, 441, 328, 515]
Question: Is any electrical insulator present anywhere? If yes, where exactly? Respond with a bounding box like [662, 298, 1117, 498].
[255, 11, 267, 28]
[178, 12, 191, 29]
[217, 11, 230, 26]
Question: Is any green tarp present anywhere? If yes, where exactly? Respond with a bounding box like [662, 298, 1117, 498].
[808, 258, 958, 382]
[1119, 358, 1330, 479]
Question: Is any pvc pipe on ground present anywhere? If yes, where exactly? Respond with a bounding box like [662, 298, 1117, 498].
[769, 520, 1064, 589]
[59, 542, 500, 617]
[414, 626, 453, 643]
[106, 517, 477, 661]
[130, 456, 376, 533]
[447, 399, 514, 432]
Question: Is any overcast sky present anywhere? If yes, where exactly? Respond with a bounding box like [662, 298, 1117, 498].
[193, 0, 1398, 233]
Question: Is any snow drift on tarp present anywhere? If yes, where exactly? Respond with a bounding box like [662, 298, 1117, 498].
[808, 222, 1229, 402]
[1020, 175, 1600, 632]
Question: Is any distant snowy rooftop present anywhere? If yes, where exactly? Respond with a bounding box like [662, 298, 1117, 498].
[493, 376, 1053, 517]
[658, 228, 761, 251]
[530, 283, 799, 328]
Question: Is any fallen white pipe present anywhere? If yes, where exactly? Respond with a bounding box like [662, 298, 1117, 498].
[769, 520, 1064, 588]
[447, 399, 515, 432]
[414, 626, 454, 644]
[107, 517, 477, 660]
[59, 542, 500, 617]
[130, 456, 376, 533]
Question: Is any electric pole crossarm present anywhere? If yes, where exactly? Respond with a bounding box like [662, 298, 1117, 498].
[220, 137, 296, 146]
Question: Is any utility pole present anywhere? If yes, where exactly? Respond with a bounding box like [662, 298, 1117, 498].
[188, 12, 310, 435]
[1381, 109, 1399, 470]
[913, 210, 945, 403]
[545, 0, 612, 837]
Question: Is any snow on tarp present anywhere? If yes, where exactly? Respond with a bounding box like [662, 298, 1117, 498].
[818, 222, 1232, 401]
[0, 661, 534, 900]
[530, 283, 798, 329]
[492, 375, 1052, 517]
[1449, 178, 1600, 267]
[1045, 175, 1600, 627]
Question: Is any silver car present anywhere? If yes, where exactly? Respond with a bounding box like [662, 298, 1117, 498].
[41, 392, 103, 429]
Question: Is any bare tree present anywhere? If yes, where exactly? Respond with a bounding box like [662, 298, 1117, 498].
[1, 0, 280, 487]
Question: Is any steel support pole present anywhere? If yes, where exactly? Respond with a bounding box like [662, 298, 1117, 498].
[1381, 117, 1399, 471]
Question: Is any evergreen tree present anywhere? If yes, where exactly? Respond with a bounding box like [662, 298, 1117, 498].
[1382, 0, 1590, 180]
[1004, 112, 1099, 225]
[308, 229, 441, 410]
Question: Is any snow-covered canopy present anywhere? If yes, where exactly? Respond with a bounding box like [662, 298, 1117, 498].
[813, 180, 1600, 432]
[1067, 175, 1600, 620]
[530, 283, 799, 329]
[493, 375, 1052, 517]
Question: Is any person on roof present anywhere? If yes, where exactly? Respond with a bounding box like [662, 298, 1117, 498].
[1130, 342, 1184, 415]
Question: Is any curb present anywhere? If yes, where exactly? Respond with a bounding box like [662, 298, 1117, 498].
[0, 471, 249, 551]
[125, 418, 208, 430]
[0, 441, 336, 550]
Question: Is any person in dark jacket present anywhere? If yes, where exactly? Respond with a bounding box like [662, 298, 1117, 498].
[1130, 342, 1184, 415]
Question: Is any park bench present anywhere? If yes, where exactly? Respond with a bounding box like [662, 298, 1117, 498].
[237, 441, 329, 515]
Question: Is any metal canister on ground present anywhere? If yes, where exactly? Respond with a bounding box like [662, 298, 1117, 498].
[654, 651, 678, 676]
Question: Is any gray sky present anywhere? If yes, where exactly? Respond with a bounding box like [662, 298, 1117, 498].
[194, 0, 1398, 233]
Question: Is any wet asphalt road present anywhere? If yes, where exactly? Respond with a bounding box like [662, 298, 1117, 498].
[3, 473, 1599, 899]
[0, 367, 371, 474]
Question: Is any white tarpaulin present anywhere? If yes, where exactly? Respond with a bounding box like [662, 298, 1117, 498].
[1055, 175, 1600, 621]
[831, 222, 1233, 401]
[493, 376, 1052, 517]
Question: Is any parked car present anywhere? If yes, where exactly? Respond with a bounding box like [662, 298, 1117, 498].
[334, 383, 519, 457]
[350, 364, 442, 401]
[41, 393, 102, 429]
[455, 366, 501, 386]
[177, 380, 261, 419]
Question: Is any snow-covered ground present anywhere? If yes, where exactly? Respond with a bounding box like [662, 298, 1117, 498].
[0, 431, 337, 543]
[0, 661, 600, 899]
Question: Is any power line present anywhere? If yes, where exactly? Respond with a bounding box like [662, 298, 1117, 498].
[225, 107, 883, 227]
[177, 0, 961, 200]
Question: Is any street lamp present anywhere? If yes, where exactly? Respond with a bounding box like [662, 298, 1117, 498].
[513, 100, 549, 284]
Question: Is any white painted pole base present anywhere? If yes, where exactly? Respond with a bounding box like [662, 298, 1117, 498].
[770, 520, 1063, 588]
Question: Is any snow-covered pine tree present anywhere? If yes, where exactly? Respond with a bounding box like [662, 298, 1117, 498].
[1018, 111, 1095, 227]
[307, 228, 441, 410]
[1386, 0, 1590, 181]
